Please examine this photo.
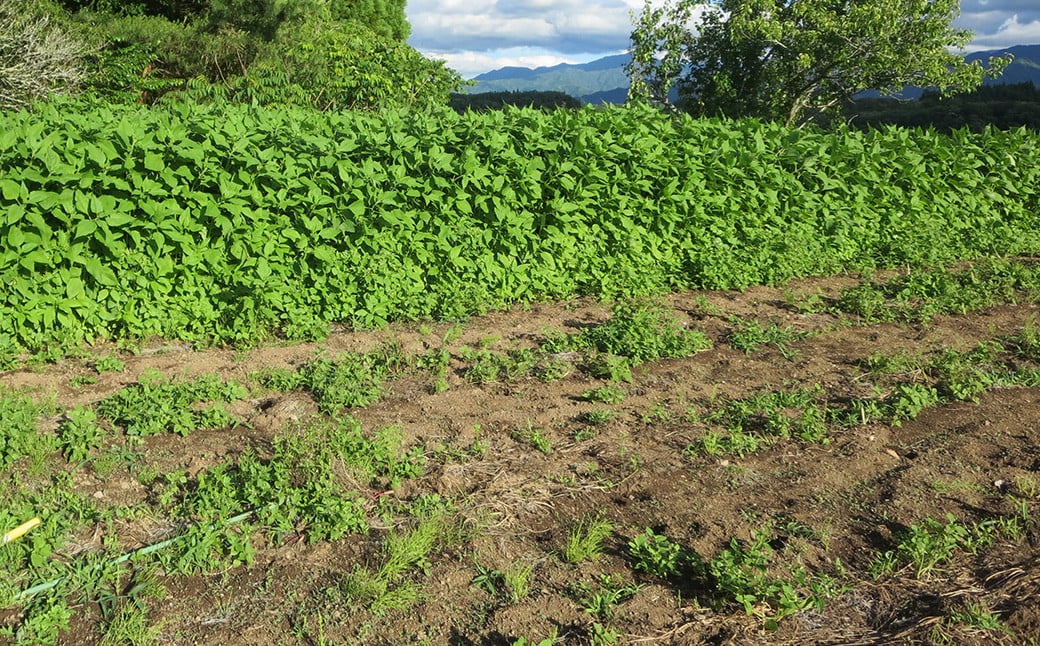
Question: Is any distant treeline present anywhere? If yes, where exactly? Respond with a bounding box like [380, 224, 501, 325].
[449, 90, 582, 113]
[846, 83, 1040, 131]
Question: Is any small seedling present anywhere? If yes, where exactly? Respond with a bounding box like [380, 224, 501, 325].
[574, 574, 642, 621]
[503, 563, 534, 603]
[513, 424, 552, 454]
[583, 385, 624, 404]
[583, 409, 615, 425]
[93, 355, 126, 374]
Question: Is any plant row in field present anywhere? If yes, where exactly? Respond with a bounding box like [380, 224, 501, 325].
[1, 101, 1038, 353]
[2, 284, 1040, 641]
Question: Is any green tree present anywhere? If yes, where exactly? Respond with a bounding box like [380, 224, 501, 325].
[627, 0, 1012, 127]
[328, 0, 409, 41]
[179, 17, 460, 111]
[57, 0, 456, 109]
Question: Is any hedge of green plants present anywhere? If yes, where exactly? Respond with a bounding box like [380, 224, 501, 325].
[1, 101, 1037, 351]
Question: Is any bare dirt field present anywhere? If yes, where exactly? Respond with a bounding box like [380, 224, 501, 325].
[2, 271, 1039, 645]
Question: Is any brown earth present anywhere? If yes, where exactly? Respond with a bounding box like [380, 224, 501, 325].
[2, 274, 1039, 645]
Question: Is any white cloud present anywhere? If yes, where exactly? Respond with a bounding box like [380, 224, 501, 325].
[961, 14, 1040, 51]
[408, 0, 641, 55]
[427, 47, 608, 78]
[408, 0, 1040, 78]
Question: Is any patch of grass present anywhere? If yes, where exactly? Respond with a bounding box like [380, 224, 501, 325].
[583, 409, 615, 425]
[573, 427, 598, 442]
[583, 354, 633, 383]
[863, 349, 926, 378]
[534, 356, 573, 382]
[1009, 317, 1040, 361]
[92, 355, 126, 374]
[833, 259, 1040, 323]
[414, 347, 452, 392]
[252, 366, 304, 391]
[709, 524, 847, 624]
[98, 584, 163, 646]
[340, 515, 449, 614]
[0, 388, 59, 471]
[687, 387, 830, 457]
[565, 516, 614, 564]
[157, 420, 425, 574]
[728, 317, 807, 360]
[870, 509, 1031, 580]
[462, 346, 542, 384]
[948, 600, 1009, 634]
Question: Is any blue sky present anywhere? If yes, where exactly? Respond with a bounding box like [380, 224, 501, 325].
[406, 0, 1040, 78]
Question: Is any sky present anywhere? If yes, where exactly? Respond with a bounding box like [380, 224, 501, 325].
[406, 0, 1040, 78]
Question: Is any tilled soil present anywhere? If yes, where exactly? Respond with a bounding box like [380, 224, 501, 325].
[2, 274, 1039, 645]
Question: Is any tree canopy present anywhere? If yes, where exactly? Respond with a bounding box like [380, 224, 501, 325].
[627, 0, 1012, 126]
[9, 0, 461, 111]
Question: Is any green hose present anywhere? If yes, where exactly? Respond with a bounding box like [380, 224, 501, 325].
[14, 508, 258, 600]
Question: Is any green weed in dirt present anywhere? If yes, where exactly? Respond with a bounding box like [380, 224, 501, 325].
[582, 353, 633, 383]
[0, 388, 58, 471]
[708, 524, 847, 624]
[687, 386, 830, 457]
[513, 424, 552, 454]
[834, 259, 1040, 323]
[573, 574, 642, 622]
[92, 355, 126, 374]
[843, 340, 1040, 427]
[155, 419, 425, 574]
[547, 299, 711, 364]
[583, 409, 616, 425]
[871, 509, 1031, 580]
[728, 317, 808, 360]
[414, 347, 452, 392]
[583, 386, 625, 404]
[339, 515, 448, 614]
[1006, 317, 1040, 361]
[462, 346, 540, 384]
[299, 350, 398, 411]
[628, 528, 694, 579]
[252, 366, 305, 391]
[565, 516, 615, 564]
[58, 406, 106, 462]
[472, 561, 534, 604]
[97, 371, 246, 438]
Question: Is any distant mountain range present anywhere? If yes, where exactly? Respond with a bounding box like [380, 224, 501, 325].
[466, 45, 1040, 104]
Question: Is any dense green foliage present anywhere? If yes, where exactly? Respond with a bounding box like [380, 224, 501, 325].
[450, 90, 583, 113]
[1, 102, 1038, 353]
[16, 0, 457, 111]
[628, 0, 1010, 126]
[847, 83, 1040, 132]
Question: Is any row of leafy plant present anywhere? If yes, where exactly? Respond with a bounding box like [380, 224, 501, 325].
[2, 281, 1039, 640]
[2, 102, 1038, 354]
